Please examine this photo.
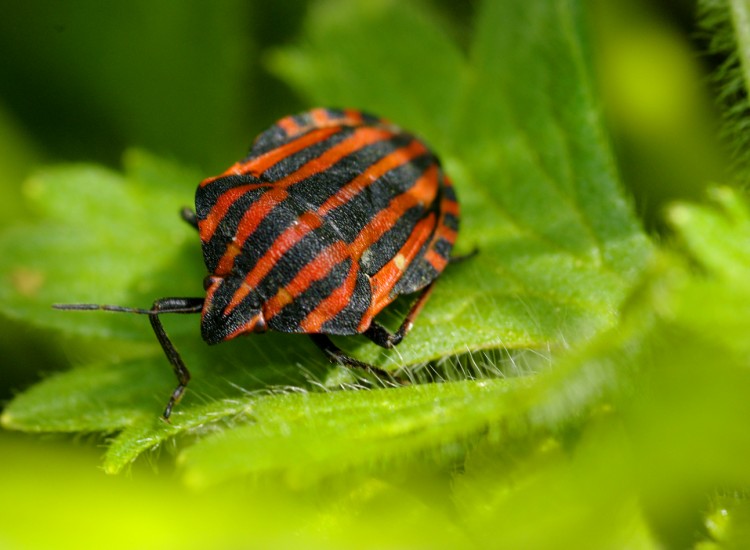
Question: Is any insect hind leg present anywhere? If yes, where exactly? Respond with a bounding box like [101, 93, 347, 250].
[363, 249, 475, 350]
[363, 281, 435, 349]
[449, 247, 478, 264]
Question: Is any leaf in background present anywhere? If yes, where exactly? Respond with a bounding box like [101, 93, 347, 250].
[452, 418, 658, 548]
[3, 0, 649, 482]
[699, 0, 750, 177]
[621, 190, 750, 546]
[0, 1, 254, 171]
[516, 187, 750, 547]
[0, 102, 39, 225]
[0, 150, 203, 339]
[0, 101, 51, 399]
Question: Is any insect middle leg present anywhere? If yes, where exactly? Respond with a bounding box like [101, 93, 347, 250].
[309, 334, 394, 379]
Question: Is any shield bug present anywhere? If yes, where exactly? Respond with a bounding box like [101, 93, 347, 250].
[56, 108, 463, 419]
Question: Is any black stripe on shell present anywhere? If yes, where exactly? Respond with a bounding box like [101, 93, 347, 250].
[267, 258, 354, 333]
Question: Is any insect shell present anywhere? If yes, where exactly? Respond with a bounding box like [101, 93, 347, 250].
[57, 107, 461, 419]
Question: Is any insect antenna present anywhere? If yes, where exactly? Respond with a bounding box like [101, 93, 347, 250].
[52, 303, 201, 315]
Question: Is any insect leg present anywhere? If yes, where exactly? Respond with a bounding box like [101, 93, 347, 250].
[180, 207, 199, 230]
[54, 298, 204, 419]
[363, 281, 436, 349]
[148, 298, 204, 420]
[309, 334, 394, 378]
[449, 247, 479, 264]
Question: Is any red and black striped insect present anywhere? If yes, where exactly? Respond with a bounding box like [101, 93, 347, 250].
[56, 108, 462, 419]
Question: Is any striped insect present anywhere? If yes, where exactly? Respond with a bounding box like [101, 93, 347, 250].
[56, 108, 462, 419]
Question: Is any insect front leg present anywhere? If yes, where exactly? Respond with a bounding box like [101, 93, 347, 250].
[148, 297, 204, 420]
[54, 297, 204, 419]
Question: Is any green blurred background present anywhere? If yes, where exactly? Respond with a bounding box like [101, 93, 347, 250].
[0, 0, 734, 547]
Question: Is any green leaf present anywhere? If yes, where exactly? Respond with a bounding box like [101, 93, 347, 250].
[271, 0, 650, 366]
[525, 187, 750, 546]
[2, 334, 334, 469]
[3, 0, 648, 483]
[179, 377, 533, 488]
[645, 192, 750, 539]
[0, 150, 203, 340]
[452, 418, 658, 548]
[268, 0, 467, 147]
